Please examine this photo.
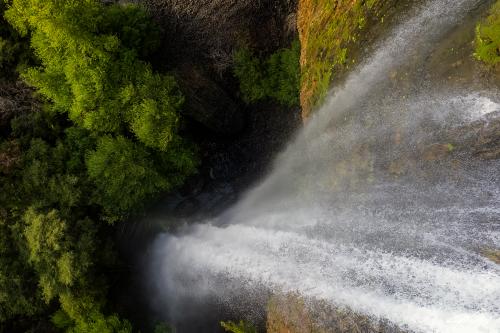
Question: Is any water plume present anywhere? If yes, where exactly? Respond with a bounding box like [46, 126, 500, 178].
[148, 0, 500, 332]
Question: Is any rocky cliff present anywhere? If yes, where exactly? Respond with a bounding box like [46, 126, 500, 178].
[141, 0, 298, 134]
[297, 0, 407, 119]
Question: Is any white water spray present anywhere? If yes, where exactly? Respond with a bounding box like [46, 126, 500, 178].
[149, 1, 500, 332]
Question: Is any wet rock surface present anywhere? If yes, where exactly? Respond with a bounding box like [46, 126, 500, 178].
[175, 64, 244, 135]
[267, 294, 406, 333]
[161, 102, 302, 223]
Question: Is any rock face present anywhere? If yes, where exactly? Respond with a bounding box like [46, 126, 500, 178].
[140, 0, 298, 135]
[127, 0, 303, 224]
[297, 0, 404, 119]
[267, 294, 406, 333]
[175, 64, 244, 135]
[145, 0, 297, 75]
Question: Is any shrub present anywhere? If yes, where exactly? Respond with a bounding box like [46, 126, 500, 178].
[234, 40, 300, 107]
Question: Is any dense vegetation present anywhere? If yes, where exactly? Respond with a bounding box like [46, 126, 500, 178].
[0, 0, 195, 332]
[474, 0, 500, 65]
[233, 40, 300, 107]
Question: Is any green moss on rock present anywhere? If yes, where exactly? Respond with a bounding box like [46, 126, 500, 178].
[297, 0, 401, 119]
[475, 1, 500, 66]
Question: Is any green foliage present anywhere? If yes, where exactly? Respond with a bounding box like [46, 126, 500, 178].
[234, 49, 265, 102]
[154, 322, 174, 333]
[0, 2, 31, 80]
[22, 206, 131, 332]
[86, 136, 173, 216]
[0, 216, 42, 323]
[220, 320, 257, 333]
[5, 0, 190, 153]
[0, 1, 193, 331]
[51, 295, 132, 333]
[4, 0, 197, 218]
[0, 119, 132, 331]
[475, 1, 500, 65]
[20, 131, 93, 213]
[23, 208, 96, 302]
[3, 0, 198, 215]
[125, 71, 184, 152]
[67, 311, 132, 333]
[234, 40, 300, 107]
[52, 309, 74, 329]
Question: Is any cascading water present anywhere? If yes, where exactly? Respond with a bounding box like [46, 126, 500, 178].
[148, 0, 500, 332]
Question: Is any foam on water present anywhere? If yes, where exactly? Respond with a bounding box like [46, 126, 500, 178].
[148, 0, 500, 332]
[152, 222, 500, 332]
[453, 93, 500, 122]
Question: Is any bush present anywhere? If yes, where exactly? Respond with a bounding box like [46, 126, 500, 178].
[234, 40, 300, 107]
[475, 1, 500, 65]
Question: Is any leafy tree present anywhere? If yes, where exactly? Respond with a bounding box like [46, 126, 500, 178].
[5, 0, 188, 152]
[233, 48, 265, 102]
[0, 215, 42, 323]
[5, 0, 197, 217]
[21, 134, 91, 213]
[53, 307, 132, 333]
[68, 311, 132, 333]
[475, 1, 500, 65]
[87, 135, 184, 216]
[265, 40, 301, 106]
[23, 208, 95, 302]
[0, 2, 31, 80]
[22, 207, 130, 332]
[0, 1, 196, 332]
[125, 71, 184, 152]
[234, 40, 300, 107]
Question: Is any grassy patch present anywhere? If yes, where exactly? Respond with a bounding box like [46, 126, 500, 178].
[298, 0, 397, 118]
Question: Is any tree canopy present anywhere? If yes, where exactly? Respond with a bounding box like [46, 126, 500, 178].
[0, 1, 198, 332]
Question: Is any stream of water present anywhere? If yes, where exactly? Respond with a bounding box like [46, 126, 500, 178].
[148, 0, 500, 332]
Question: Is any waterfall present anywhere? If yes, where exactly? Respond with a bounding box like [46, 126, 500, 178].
[148, 0, 500, 332]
